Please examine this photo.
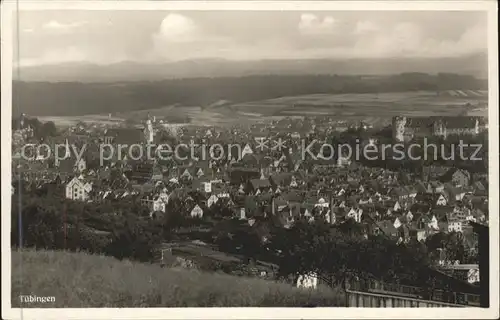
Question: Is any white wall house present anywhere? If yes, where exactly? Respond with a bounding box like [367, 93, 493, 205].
[436, 194, 448, 206]
[448, 220, 463, 233]
[75, 158, 87, 173]
[428, 215, 439, 230]
[296, 273, 318, 289]
[152, 199, 166, 212]
[207, 194, 219, 208]
[467, 268, 480, 284]
[190, 205, 204, 218]
[65, 176, 92, 202]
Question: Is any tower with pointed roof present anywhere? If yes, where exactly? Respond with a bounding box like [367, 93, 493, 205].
[144, 118, 154, 143]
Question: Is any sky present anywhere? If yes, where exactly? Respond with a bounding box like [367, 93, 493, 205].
[14, 10, 488, 66]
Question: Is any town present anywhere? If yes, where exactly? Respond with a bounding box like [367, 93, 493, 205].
[11, 110, 489, 307]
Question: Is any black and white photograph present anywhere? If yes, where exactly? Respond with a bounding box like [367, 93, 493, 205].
[2, 1, 498, 319]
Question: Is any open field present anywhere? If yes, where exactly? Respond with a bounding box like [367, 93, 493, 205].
[36, 90, 487, 128]
[11, 249, 345, 307]
[231, 90, 488, 126]
[37, 115, 125, 127]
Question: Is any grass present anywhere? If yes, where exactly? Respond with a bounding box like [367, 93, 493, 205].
[11, 249, 345, 307]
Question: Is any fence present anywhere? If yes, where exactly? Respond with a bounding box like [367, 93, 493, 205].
[345, 278, 480, 307]
[345, 290, 469, 308]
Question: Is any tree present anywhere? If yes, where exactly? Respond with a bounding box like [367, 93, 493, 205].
[105, 218, 162, 262]
[425, 232, 466, 264]
[40, 121, 57, 137]
[270, 220, 433, 287]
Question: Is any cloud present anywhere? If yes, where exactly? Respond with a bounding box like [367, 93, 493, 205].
[298, 13, 337, 35]
[19, 46, 87, 66]
[150, 13, 232, 60]
[380, 23, 484, 57]
[42, 20, 88, 32]
[354, 21, 380, 35]
[310, 22, 488, 59]
[16, 12, 487, 65]
[18, 46, 129, 67]
[152, 13, 200, 43]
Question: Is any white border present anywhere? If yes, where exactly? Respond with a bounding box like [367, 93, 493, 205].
[1, 1, 498, 319]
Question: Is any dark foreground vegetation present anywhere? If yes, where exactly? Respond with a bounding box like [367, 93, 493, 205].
[12, 249, 345, 307]
[12, 189, 477, 295]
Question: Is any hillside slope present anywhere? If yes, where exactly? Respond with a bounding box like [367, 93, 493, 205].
[11, 250, 345, 307]
[12, 73, 487, 117]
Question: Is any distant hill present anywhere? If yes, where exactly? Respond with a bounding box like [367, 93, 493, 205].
[16, 54, 488, 83]
[12, 73, 488, 117]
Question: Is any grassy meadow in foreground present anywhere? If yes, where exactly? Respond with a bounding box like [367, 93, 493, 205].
[11, 249, 345, 307]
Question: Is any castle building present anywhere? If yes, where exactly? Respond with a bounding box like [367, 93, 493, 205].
[392, 116, 481, 142]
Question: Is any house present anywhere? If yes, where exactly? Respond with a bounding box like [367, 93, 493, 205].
[65, 176, 92, 202]
[408, 223, 427, 241]
[249, 178, 272, 194]
[238, 207, 247, 220]
[314, 197, 330, 209]
[103, 127, 145, 145]
[179, 167, 194, 181]
[428, 215, 439, 231]
[446, 185, 467, 202]
[296, 273, 318, 289]
[447, 217, 463, 233]
[393, 216, 403, 229]
[373, 220, 399, 238]
[415, 181, 433, 194]
[385, 200, 402, 212]
[229, 168, 260, 185]
[141, 191, 169, 212]
[472, 180, 486, 193]
[434, 194, 448, 206]
[440, 168, 471, 187]
[429, 181, 445, 193]
[269, 173, 294, 189]
[213, 187, 231, 199]
[190, 204, 204, 218]
[439, 264, 480, 284]
[346, 207, 363, 223]
[57, 157, 87, 174]
[129, 162, 154, 184]
[281, 191, 303, 204]
[207, 194, 219, 208]
[390, 186, 417, 203]
[405, 210, 414, 222]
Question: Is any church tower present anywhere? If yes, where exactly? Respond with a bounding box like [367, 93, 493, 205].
[144, 119, 154, 143]
[432, 119, 446, 138]
[392, 116, 407, 142]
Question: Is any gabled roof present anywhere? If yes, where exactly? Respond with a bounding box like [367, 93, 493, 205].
[472, 181, 486, 191]
[375, 220, 399, 236]
[105, 128, 144, 144]
[269, 173, 294, 187]
[249, 178, 271, 190]
[440, 168, 470, 183]
[281, 191, 303, 203]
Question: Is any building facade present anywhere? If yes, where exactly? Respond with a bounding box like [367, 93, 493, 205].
[392, 116, 481, 142]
